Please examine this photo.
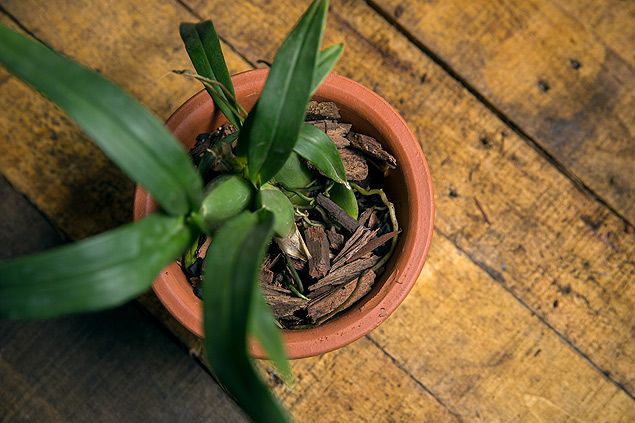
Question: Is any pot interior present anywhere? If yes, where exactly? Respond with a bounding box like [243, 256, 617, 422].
[135, 70, 433, 358]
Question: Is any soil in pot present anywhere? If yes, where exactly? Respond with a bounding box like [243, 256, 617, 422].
[181, 101, 399, 328]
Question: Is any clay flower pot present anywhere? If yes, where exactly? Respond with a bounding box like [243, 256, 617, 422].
[134, 69, 434, 359]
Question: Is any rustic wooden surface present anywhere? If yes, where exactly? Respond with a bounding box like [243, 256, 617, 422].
[0, 0, 633, 421]
[0, 176, 245, 422]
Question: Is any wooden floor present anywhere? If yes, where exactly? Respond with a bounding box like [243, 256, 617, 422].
[0, 0, 633, 421]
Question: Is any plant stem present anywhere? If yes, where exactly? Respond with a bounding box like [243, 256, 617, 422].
[287, 284, 309, 301]
[172, 70, 248, 120]
[294, 209, 321, 227]
[282, 187, 314, 204]
[285, 255, 305, 293]
[350, 183, 399, 271]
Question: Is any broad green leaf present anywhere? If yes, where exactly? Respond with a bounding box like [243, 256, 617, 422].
[0, 24, 202, 216]
[329, 182, 358, 219]
[203, 210, 289, 422]
[0, 214, 197, 319]
[274, 152, 314, 190]
[249, 286, 292, 381]
[295, 123, 348, 186]
[311, 43, 343, 94]
[197, 175, 253, 231]
[256, 185, 295, 237]
[237, 0, 329, 185]
[180, 21, 242, 128]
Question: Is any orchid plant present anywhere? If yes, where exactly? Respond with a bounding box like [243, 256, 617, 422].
[0, 1, 351, 421]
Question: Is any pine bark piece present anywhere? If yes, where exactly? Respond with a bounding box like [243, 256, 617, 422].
[264, 293, 307, 319]
[304, 226, 331, 279]
[367, 210, 380, 229]
[357, 208, 374, 226]
[190, 124, 237, 162]
[308, 270, 377, 324]
[290, 257, 305, 271]
[348, 231, 398, 263]
[308, 255, 380, 292]
[307, 283, 335, 299]
[331, 228, 378, 272]
[307, 282, 356, 323]
[260, 267, 274, 285]
[338, 147, 369, 181]
[346, 269, 376, 306]
[348, 133, 397, 167]
[306, 101, 341, 120]
[316, 193, 361, 233]
[197, 236, 211, 258]
[260, 253, 281, 286]
[308, 120, 352, 148]
[262, 284, 291, 295]
[332, 226, 370, 262]
[326, 121, 352, 148]
[326, 226, 345, 251]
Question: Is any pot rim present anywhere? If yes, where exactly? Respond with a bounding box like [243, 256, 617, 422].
[134, 69, 434, 359]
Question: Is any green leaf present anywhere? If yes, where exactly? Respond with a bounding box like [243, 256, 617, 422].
[0, 214, 197, 319]
[249, 286, 292, 381]
[203, 210, 289, 422]
[237, 0, 329, 185]
[179, 21, 242, 127]
[295, 123, 348, 186]
[329, 182, 358, 219]
[0, 24, 202, 216]
[274, 152, 314, 190]
[256, 185, 296, 237]
[197, 175, 253, 230]
[311, 43, 343, 94]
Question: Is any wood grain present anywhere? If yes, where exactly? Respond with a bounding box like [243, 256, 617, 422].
[139, 279, 457, 421]
[0, 1, 250, 239]
[0, 1, 456, 421]
[371, 236, 634, 421]
[371, 0, 635, 223]
[0, 0, 633, 420]
[0, 305, 246, 422]
[0, 177, 245, 422]
[181, 0, 635, 396]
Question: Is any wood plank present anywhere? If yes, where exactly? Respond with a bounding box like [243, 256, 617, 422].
[277, 338, 459, 422]
[553, 0, 635, 68]
[0, 1, 250, 239]
[0, 176, 245, 422]
[371, 237, 634, 421]
[1, 0, 633, 419]
[0, 305, 246, 422]
[0, 2, 456, 421]
[0, 175, 65, 258]
[371, 0, 635, 223]
[138, 267, 458, 422]
[177, 0, 635, 396]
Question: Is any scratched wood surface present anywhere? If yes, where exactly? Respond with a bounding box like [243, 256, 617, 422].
[371, 0, 635, 223]
[0, 176, 245, 422]
[0, 0, 633, 421]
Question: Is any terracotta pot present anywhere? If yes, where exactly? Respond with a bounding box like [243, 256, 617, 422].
[134, 69, 434, 359]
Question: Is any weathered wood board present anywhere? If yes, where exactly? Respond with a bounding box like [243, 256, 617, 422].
[0, 0, 633, 421]
[372, 0, 635, 223]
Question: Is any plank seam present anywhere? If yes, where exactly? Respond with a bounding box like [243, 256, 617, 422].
[0, 174, 70, 244]
[4, 0, 632, 408]
[366, 335, 464, 422]
[0, 5, 45, 44]
[436, 227, 635, 401]
[364, 0, 633, 229]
